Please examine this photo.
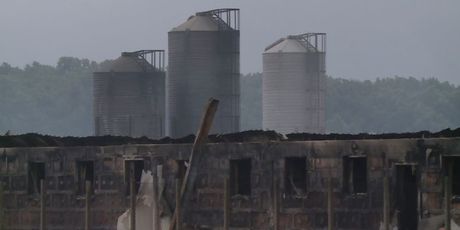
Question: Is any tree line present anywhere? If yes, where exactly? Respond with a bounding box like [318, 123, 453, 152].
[0, 58, 459, 136]
[242, 73, 460, 133]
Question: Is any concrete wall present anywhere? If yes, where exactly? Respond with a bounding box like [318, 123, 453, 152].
[0, 137, 459, 229]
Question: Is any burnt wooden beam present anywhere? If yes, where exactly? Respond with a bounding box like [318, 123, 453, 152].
[169, 98, 219, 230]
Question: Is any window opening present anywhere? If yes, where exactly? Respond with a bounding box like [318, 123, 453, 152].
[285, 157, 307, 196]
[125, 160, 144, 195]
[343, 156, 367, 194]
[28, 162, 45, 194]
[76, 161, 94, 195]
[230, 159, 251, 196]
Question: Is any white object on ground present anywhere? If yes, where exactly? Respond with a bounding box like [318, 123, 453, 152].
[117, 170, 169, 230]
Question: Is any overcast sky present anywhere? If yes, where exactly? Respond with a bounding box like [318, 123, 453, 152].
[0, 0, 459, 84]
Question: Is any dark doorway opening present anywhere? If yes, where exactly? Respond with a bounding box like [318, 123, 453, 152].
[28, 162, 45, 194]
[395, 164, 418, 230]
[230, 159, 251, 196]
[76, 161, 94, 195]
[125, 160, 144, 195]
[285, 157, 307, 196]
[343, 156, 367, 194]
[450, 157, 460, 197]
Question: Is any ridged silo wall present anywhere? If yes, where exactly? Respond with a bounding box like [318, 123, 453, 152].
[168, 31, 240, 138]
[262, 52, 325, 134]
[93, 72, 165, 138]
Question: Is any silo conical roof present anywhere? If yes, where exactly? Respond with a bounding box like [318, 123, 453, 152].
[96, 53, 154, 72]
[170, 15, 225, 31]
[264, 37, 316, 53]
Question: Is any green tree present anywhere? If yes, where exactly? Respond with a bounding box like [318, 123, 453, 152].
[0, 58, 94, 136]
[240, 73, 460, 134]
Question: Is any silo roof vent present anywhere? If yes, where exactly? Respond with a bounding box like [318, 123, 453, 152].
[96, 50, 165, 73]
[171, 15, 221, 31]
[171, 8, 240, 32]
[264, 38, 311, 53]
[264, 33, 326, 53]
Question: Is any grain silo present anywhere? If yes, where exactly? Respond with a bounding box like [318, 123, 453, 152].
[168, 9, 240, 138]
[263, 33, 326, 134]
[93, 50, 165, 138]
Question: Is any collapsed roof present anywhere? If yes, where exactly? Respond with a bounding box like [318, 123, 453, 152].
[0, 128, 459, 148]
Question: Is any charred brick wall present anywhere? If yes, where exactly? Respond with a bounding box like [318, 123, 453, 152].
[0, 137, 459, 229]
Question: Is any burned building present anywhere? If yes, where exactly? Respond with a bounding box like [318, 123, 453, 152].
[168, 9, 240, 138]
[263, 33, 326, 134]
[93, 50, 166, 139]
[0, 130, 460, 229]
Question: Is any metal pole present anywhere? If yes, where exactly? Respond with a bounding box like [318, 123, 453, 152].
[445, 175, 451, 230]
[152, 176, 160, 230]
[130, 163, 136, 230]
[175, 179, 181, 230]
[224, 177, 230, 230]
[85, 180, 91, 230]
[383, 176, 390, 230]
[40, 179, 45, 230]
[327, 177, 333, 230]
[0, 182, 4, 230]
[273, 178, 279, 230]
[445, 162, 452, 230]
[0, 183, 4, 230]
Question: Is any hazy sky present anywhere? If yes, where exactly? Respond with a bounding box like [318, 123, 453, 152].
[0, 0, 459, 84]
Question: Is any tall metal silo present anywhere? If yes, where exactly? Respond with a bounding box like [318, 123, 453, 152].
[262, 33, 326, 134]
[168, 9, 240, 138]
[93, 50, 165, 138]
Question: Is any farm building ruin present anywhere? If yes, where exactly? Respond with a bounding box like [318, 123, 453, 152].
[0, 129, 460, 229]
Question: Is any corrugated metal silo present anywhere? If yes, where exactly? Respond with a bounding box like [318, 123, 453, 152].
[93, 50, 165, 138]
[263, 33, 326, 134]
[168, 9, 240, 138]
